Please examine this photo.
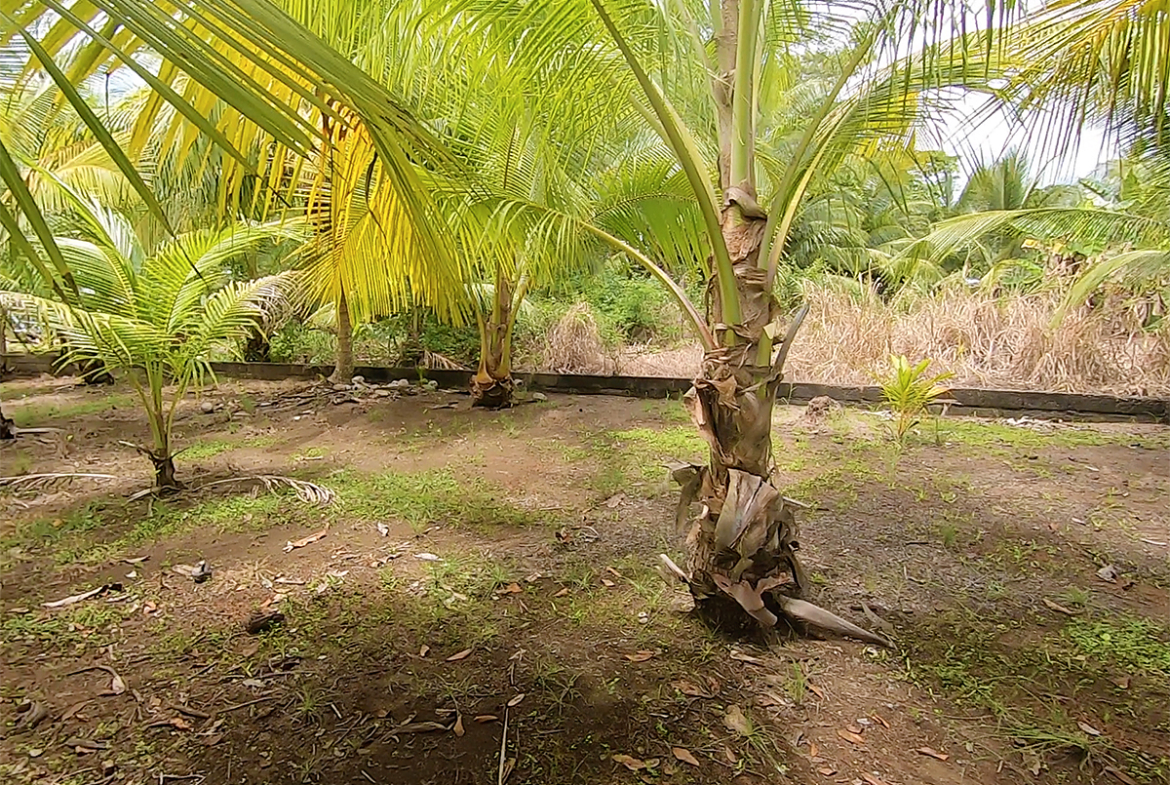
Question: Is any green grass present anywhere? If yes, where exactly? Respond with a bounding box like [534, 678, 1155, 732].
[938, 419, 1167, 451]
[331, 468, 537, 530]
[179, 439, 235, 460]
[1, 603, 125, 648]
[7, 393, 135, 426]
[1062, 616, 1170, 674]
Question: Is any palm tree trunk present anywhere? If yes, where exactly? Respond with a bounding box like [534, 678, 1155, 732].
[330, 288, 354, 384]
[683, 210, 807, 610]
[149, 450, 180, 490]
[1, 406, 14, 440]
[471, 275, 516, 409]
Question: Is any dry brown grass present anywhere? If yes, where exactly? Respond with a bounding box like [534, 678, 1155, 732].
[542, 303, 614, 374]
[611, 281, 1170, 396]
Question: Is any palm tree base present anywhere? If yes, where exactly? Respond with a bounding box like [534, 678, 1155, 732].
[1, 407, 14, 440]
[470, 374, 514, 409]
[147, 452, 182, 491]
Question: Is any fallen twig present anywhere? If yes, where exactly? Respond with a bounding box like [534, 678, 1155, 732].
[44, 584, 121, 608]
[217, 696, 274, 715]
[169, 703, 210, 720]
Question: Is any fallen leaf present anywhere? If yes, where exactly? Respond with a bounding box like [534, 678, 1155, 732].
[916, 746, 949, 761]
[613, 754, 647, 771]
[817, 766, 837, 776]
[165, 716, 191, 731]
[43, 584, 117, 609]
[240, 641, 260, 658]
[1096, 564, 1119, 583]
[606, 566, 624, 579]
[626, 650, 656, 662]
[283, 529, 327, 552]
[1111, 675, 1131, 690]
[729, 649, 767, 665]
[200, 733, 224, 747]
[1077, 721, 1103, 737]
[808, 741, 819, 758]
[671, 679, 709, 698]
[861, 774, 890, 785]
[501, 757, 516, 783]
[846, 723, 864, 735]
[61, 700, 90, 721]
[871, 714, 890, 729]
[453, 715, 465, 737]
[553, 587, 570, 598]
[445, 648, 473, 662]
[507, 693, 526, 708]
[605, 494, 625, 508]
[1043, 598, 1078, 616]
[601, 578, 616, 587]
[837, 728, 866, 745]
[671, 747, 700, 767]
[474, 714, 498, 723]
[723, 746, 737, 764]
[502, 583, 523, 594]
[1104, 765, 1139, 785]
[419, 645, 430, 658]
[109, 674, 126, 695]
[723, 705, 752, 736]
[807, 682, 826, 700]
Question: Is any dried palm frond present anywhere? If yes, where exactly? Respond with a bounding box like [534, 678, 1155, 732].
[0, 473, 118, 493]
[199, 475, 335, 506]
[422, 350, 469, 371]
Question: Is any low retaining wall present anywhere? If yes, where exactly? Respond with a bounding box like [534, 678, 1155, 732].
[4, 355, 1168, 422]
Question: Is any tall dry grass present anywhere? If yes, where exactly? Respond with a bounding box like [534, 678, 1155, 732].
[542, 303, 615, 374]
[614, 281, 1170, 396]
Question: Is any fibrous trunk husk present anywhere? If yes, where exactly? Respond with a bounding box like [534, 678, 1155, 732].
[148, 451, 181, 491]
[674, 208, 884, 645]
[470, 372, 514, 408]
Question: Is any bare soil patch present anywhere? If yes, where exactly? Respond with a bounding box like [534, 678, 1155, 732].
[2, 377, 1167, 785]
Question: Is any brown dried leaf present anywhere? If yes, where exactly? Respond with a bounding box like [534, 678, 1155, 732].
[419, 645, 430, 658]
[837, 728, 866, 745]
[612, 754, 647, 771]
[389, 721, 449, 734]
[807, 682, 825, 700]
[109, 674, 126, 695]
[283, 529, 327, 552]
[672, 747, 700, 767]
[808, 741, 819, 759]
[1104, 765, 1140, 785]
[445, 648, 473, 662]
[671, 680, 709, 698]
[626, 650, 656, 663]
[553, 587, 570, 598]
[723, 705, 752, 736]
[474, 714, 498, 723]
[729, 649, 767, 665]
[1043, 598, 1078, 616]
[201, 733, 224, 747]
[606, 566, 624, 578]
[601, 578, 616, 587]
[1077, 721, 1102, 737]
[871, 714, 890, 729]
[916, 746, 949, 761]
[453, 714, 465, 738]
[1111, 675, 1131, 690]
[61, 700, 90, 721]
[507, 693, 526, 708]
[502, 583, 523, 594]
[723, 746, 737, 764]
[167, 716, 192, 731]
[846, 723, 864, 735]
[817, 766, 837, 776]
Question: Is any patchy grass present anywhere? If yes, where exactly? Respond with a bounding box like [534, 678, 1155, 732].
[6, 393, 135, 426]
[1061, 616, 1170, 675]
[179, 439, 235, 460]
[330, 468, 539, 531]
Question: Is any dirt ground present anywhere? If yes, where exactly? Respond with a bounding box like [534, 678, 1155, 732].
[1, 375, 1168, 785]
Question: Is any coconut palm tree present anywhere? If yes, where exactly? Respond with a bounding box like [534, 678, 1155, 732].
[418, 0, 1018, 628]
[0, 197, 296, 488]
